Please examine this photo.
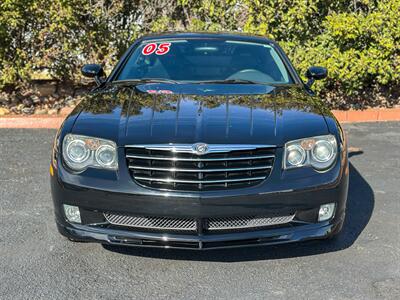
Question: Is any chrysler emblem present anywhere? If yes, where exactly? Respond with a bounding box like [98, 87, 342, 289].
[192, 143, 209, 155]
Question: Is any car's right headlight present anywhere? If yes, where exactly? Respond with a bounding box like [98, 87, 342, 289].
[62, 134, 118, 172]
[283, 134, 337, 171]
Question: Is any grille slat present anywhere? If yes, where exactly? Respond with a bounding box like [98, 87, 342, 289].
[126, 154, 274, 162]
[129, 165, 271, 172]
[134, 176, 266, 184]
[126, 144, 275, 191]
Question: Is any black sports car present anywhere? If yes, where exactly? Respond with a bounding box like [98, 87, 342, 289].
[50, 32, 348, 250]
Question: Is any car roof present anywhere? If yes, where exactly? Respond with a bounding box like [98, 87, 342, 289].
[138, 32, 276, 44]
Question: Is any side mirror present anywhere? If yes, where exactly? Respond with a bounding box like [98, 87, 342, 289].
[305, 66, 327, 88]
[81, 64, 105, 86]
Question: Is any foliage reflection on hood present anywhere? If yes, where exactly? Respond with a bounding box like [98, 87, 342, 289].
[76, 84, 332, 118]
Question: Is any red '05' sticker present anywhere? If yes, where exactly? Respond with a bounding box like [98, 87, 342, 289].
[142, 43, 171, 56]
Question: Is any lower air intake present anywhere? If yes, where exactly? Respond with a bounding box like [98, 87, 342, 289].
[104, 213, 197, 231]
[104, 213, 295, 232]
[206, 215, 295, 230]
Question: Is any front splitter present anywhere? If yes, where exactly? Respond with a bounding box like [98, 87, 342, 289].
[57, 219, 341, 250]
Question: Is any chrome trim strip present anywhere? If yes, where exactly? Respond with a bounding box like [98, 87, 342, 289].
[126, 154, 274, 161]
[125, 144, 275, 154]
[134, 176, 266, 184]
[129, 165, 272, 172]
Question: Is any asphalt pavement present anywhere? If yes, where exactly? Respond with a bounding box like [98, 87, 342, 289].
[0, 122, 399, 299]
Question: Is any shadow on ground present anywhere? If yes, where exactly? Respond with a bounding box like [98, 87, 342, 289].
[103, 160, 374, 262]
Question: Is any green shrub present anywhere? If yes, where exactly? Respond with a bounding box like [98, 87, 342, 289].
[0, 0, 399, 109]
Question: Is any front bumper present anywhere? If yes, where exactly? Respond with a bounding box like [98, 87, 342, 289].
[51, 146, 349, 250]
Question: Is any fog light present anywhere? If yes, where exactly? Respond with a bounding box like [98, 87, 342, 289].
[63, 204, 81, 223]
[318, 203, 335, 221]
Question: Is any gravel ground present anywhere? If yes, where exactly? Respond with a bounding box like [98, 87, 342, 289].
[0, 122, 399, 299]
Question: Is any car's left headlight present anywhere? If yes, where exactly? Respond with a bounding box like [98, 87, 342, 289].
[62, 134, 118, 172]
[283, 134, 337, 171]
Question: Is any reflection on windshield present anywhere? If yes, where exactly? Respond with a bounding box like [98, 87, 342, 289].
[117, 39, 293, 84]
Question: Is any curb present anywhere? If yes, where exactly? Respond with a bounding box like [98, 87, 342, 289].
[0, 115, 65, 129]
[332, 108, 400, 123]
[0, 108, 399, 129]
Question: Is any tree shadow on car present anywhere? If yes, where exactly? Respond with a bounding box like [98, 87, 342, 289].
[102, 160, 374, 262]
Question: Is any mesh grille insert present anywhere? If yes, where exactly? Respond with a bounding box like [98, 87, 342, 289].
[207, 215, 295, 230]
[104, 213, 196, 231]
[104, 213, 295, 232]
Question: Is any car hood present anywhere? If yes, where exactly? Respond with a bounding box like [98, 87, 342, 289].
[70, 83, 332, 147]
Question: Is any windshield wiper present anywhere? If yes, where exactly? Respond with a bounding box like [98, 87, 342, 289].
[189, 79, 262, 84]
[113, 78, 180, 85]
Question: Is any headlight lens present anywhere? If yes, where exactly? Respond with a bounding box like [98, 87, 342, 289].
[62, 134, 118, 172]
[286, 145, 306, 166]
[284, 135, 337, 171]
[66, 139, 90, 163]
[95, 145, 117, 167]
[312, 140, 334, 162]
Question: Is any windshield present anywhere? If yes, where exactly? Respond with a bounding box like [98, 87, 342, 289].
[116, 39, 293, 84]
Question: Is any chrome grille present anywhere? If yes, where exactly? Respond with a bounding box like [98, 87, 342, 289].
[104, 213, 197, 231]
[207, 215, 295, 231]
[104, 213, 294, 231]
[126, 144, 275, 191]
